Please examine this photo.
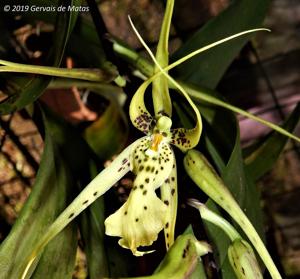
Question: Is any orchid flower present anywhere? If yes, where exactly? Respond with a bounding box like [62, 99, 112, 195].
[19, 1, 297, 277]
[105, 0, 202, 256]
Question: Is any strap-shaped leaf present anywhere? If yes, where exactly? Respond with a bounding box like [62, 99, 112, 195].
[171, 0, 271, 89]
[0, 112, 78, 279]
[244, 103, 300, 180]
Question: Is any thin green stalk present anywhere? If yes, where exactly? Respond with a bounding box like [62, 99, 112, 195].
[0, 59, 116, 82]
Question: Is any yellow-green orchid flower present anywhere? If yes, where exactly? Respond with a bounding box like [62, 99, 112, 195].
[20, 117, 182, 277]
[19, 1, 294, 277]
[105, 116, 179, 256]
[104, 0, 201, 255]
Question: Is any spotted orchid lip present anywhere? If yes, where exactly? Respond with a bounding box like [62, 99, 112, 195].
[104, 133, 177, 256]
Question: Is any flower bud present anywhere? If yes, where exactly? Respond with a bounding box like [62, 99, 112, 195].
[228, 239, 263, 279]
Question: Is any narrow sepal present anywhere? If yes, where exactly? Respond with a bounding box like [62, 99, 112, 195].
[129, 79, 155, 134]
[129, 17, 202, 151]
[160, 157, 178, 250]
[152, 0, 174, 117]
[21, 138, 143, 279]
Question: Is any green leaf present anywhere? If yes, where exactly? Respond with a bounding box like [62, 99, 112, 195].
[79, 197, 108, 279]
[0, 0, 81, 115]
[0, 111, 77, 279]
[244, 103, 300, 180]
[0, 101, 115, 278]
[171, 0, 271, 88]
[83, 98, 128, 160]
[38, 104, 111, 279]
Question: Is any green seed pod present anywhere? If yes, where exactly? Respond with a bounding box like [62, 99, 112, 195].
[228, 239, 263, 279]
